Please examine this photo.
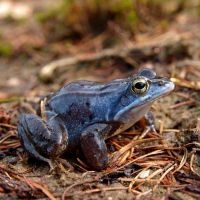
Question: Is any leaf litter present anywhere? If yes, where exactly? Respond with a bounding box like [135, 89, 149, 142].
[0, 2, 200, 200]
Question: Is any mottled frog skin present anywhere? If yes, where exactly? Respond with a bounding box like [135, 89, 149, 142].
[17, 69, 174, 170]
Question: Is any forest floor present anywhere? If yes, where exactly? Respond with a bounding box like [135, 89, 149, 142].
[0, 1, 200, 200]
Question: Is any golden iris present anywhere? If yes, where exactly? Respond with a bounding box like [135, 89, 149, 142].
[131, 77, 149, 94]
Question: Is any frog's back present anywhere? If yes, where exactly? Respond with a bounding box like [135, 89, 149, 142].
[46, 79, 129, 120]
[56, 80, 128, 95]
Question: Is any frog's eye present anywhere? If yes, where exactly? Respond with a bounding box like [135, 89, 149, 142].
[131, 77, 149, 94]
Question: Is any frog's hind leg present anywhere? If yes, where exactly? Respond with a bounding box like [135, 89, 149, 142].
[80, 124, 110, 171]
[18, 113, 68, 169]
[18, 121, 54, 169]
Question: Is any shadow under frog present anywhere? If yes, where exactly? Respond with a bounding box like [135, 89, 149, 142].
[17, 69, 174, 170]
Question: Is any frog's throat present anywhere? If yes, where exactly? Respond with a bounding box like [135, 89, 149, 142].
[113, 101, 152, 121]
[109, 102, 152, 137]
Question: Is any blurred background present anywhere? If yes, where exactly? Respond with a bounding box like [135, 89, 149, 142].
[0, 0, 200, 98]
[1, 1, 200, 199]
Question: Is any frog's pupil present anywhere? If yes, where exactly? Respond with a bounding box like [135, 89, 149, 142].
[135, 82, 145, 89]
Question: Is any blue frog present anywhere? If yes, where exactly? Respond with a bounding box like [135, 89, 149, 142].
[18, 69, 174, 170]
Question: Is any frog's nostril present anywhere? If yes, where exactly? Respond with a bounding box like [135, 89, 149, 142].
[158, 80, 165, 86]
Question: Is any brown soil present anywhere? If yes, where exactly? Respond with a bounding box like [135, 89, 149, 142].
[0, 1, 200, 200]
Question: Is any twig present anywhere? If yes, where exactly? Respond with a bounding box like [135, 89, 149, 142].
[62, 179, 98, 200]
[0, 133, 16, 144]
[171, 77, 200, 90]
[39, 31, 183, 81]
[128, 167, 151, 191]
[26, 180, 57, 200]
[109, 138, 161, 166]
[0, 97, 21, 104]
[0, 165, 56, 200]
[153, 163, 176, 190]
[170, 99, 196, 109]
[40, 97, 47, 121]
[0, 123, 16, 129]
[62, 186, 128, 198]
[173, 148, 188, 173]
[119, 177, 159, 183]
[190, 149, 200, 176]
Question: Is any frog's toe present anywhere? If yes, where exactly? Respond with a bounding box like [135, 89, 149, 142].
[144, 111, 157, 133]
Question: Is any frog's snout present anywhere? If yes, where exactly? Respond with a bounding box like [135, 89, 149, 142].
[156, 78, 175, 93]
[165, 79, 175, 92]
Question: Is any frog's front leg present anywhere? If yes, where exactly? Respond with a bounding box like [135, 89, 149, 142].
[17, 113, 68, 168]
[80, 123, 113, 171]
[144, 111, 156, 132]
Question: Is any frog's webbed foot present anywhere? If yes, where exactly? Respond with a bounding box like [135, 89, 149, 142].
[144, 111, 157, 133]
[80, 124, 110, 171]
[18, 113, 68, 169]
